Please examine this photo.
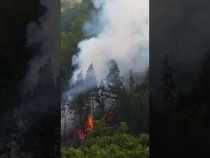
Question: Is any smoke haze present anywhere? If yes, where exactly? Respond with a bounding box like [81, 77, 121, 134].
[21, 0, 60, 95]
[71, 0, 149, 85]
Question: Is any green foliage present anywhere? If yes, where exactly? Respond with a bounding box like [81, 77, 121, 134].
[62, 121, 149, 158]
[60, 0, 93, 90]
[117, 122, 129, 134]
[61, 0, 93, 33]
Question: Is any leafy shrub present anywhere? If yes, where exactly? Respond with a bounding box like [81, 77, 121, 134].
[62, 121, 149, 158]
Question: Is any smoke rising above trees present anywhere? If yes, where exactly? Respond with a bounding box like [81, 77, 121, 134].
[70, 0, 149, 87]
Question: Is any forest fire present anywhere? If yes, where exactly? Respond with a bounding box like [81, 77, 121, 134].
[73, 114, 95, 143]
[84, 114, 95, 134]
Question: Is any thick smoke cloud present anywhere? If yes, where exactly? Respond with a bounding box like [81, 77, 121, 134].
[71, 0, 149, 85]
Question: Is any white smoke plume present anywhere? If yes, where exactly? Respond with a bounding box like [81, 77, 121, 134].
[71, 0, 149, 86]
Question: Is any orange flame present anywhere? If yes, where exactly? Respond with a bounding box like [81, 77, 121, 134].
[84, 114, 95, 135]
[72, 114, 95, 143]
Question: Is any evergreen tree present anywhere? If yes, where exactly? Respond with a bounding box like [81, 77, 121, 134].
[85, 64, 97, 92]
[84, 64, 98, 116]
[95, 80, 107, 118]
[105, 60, 124, 111]
[106, 60, 123, 91]
[128, 70, 136, 89]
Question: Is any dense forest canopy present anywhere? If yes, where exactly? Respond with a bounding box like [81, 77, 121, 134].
[61, 1, 149, 158]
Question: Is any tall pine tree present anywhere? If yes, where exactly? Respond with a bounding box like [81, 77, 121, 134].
[105, 60, 124, 112]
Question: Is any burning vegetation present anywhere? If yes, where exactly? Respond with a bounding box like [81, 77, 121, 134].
[61, 0, 149, 157]
[62, 119, 149, 158]
[71, 112, 120, 144]
[84, 114, 95, 134]
[71, 114, 96, 143]
[61, 63, 149, 146]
